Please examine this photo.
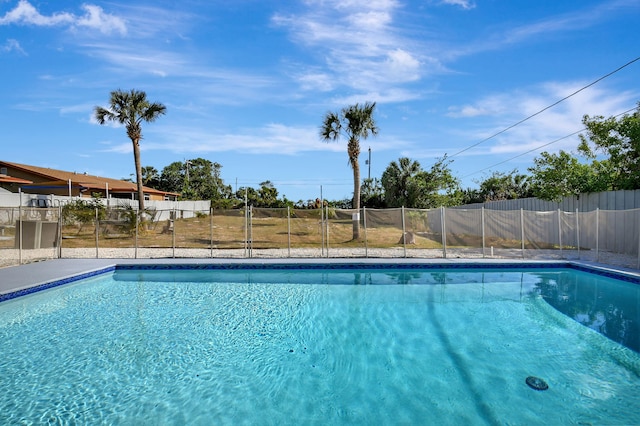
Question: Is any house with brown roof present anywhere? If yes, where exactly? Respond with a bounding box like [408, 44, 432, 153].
[0, 161, 179, 201]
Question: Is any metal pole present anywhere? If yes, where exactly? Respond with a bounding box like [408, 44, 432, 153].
[520, 208, 525, 259]
[363, 206, 368, 258]
[18, 190, 22, 265]
[576, 208, 580, 260]
[244, 189, 248, 257]
[57, 204, 62, 259]
[325, 205, 329, 258]
[95, 207, 99, 259]
[135, 208, 139, 259]
[249, 205, 253, 258]
[172, 207, 176, 258]
[287, 206, 291, 258]
[636, 208, 640, 269]
[367, 147, 371, 181]
[320, 185, 324, 257]
[596, 208, 600, 262]
[441, 206, 447, 259]
[481, 207, 486, 258]
[558, 208, 562, 257]
[210, 206, 214, 259]
[401, 206, 406, 258]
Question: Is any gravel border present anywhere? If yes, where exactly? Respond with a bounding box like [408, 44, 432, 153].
[2, 247, 638, 271]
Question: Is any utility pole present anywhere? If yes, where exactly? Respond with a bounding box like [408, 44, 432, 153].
[366, 147, 371, 180]
[185, 159, 192, 182]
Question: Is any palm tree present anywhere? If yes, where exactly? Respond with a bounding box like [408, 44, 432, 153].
[320, 102, 378, 240]
[95, 89, 166, 214]
[381, 157, 422, 207]
[141, 166, 159, 187]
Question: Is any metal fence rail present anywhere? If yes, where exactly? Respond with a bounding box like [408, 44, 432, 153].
[1, 206, 639, 270]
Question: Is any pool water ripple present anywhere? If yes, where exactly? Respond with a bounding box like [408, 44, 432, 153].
[0, 268, 639, 424]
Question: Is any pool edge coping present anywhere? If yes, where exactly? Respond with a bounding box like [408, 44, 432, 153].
[1, 258, 639, 303]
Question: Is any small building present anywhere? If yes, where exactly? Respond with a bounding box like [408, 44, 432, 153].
[0, 161, 179, 201]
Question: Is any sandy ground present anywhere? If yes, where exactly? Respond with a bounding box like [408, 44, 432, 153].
[1, 246, 638, 271]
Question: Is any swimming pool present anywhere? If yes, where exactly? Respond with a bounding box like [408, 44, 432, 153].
[0, 263, 639, 424]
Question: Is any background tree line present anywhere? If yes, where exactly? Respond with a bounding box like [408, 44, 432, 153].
[140, 102, 639, 209]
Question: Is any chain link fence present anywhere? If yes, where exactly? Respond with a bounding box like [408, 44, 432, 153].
[1, 205, 638, 269]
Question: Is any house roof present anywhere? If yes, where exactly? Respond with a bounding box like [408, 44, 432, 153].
[0, 161, 179, 196]
[0, 174, 32, 184]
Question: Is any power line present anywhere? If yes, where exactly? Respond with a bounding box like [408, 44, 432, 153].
[462, 105, 639, 179]
[449, 56, 640, 158]
[462, 129, 584, 178]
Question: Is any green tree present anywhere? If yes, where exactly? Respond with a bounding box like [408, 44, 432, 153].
[382, 156, 459, 208]
[321, 102, 379, 240]
[458, 187, 485, 205]
[475, 170, 532, 202]
[578, 103, 640, 190]
[360, 178, 385, 208]
[141, 166, 159, 187]
[159, 158, 232, 202]
[94, 89, 166, 213]
[381, 157, 421, 207]
[413, 156, 461, 208]
[528, 151, 609, 201]
[258, 181, 279, 207]
[158, 161, 184, 194]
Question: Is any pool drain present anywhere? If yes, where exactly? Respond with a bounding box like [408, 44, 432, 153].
[526, 376, 549, 391]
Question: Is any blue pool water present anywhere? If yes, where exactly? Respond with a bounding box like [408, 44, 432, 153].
[0, 264, 639, 425]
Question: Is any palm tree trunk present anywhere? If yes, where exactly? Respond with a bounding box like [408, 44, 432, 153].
[352, 161, 361, 240]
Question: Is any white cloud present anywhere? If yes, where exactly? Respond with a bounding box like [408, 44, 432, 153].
[272, 0, 430, 102]
[156, 124, 333, 155]
[449, 1, 634, 60]
[440, 0, 475, 10]
[0, 1, 126, 35]
[99, 123, 340, 156]
[446, 95, 509, 118]
[1, 38, 25, 54]
[75, 4, 127, 35]
[446, 82, 638, 159]
[0, 0, 74, 26]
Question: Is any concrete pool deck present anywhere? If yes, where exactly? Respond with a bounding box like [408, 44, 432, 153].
[1, 257, 639, 301]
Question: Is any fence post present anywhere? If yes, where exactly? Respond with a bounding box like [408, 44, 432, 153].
[596, 208, 600, 262]
[481, 207, 486, 258]
[95, 207, 99, 259]
[401, 206, 406, 258]
[363, 206, 368, 258]
[172, 207, 176, 259]
[57, 205, 62, 259]
[441, 206, 447, 259]
[558, 208, 562, 257]
[520, 208, 525, 259]
[325, 205, 329, 258]
[321, 205, 325, 257]
[249, 205, 253, 258]
[576, 208, 580, 260]
[18, 192, 22, 265]
[133, 208, 138, 259]
[287, 206, 291, 258]
[637, 209, 640, 269]
[210, 206, 214, 259]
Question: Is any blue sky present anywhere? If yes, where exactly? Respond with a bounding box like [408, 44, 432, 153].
[1, 0, 638, 202]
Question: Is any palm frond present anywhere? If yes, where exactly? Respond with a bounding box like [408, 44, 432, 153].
[320, 111, 342, 141]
